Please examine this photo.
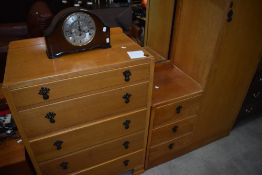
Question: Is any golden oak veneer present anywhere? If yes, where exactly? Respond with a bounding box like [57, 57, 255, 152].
[145, 63, 203, 169]
[3, 28, 154, 175]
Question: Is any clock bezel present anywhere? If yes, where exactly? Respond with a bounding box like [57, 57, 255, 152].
[62, 12, 96, 46]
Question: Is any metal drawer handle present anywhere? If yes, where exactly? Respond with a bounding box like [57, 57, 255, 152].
[123, 120, 131, 129]
[227, 9, 233, 22]
[45, 112, 56, 123]
[60, 161, 68, 170]
[54, 140, 63, 150]
[176, 105, 182, 114]
[123, 141, 130, 149]
[123, 160, 130, 166]
[122, 93, 132, 103]
[172, 126, 178, 133]
[39, 87, 50, 100]
[123, 70, 132, 82]
[168, 143, 174, 150]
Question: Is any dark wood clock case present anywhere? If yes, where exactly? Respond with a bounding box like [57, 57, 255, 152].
[44, 7, 111, 59]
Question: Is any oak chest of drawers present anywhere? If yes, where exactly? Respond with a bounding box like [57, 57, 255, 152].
[2, 29, 154, 175]
[145, 63, 203, 168]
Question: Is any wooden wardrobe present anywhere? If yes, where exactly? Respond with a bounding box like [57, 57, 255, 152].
[144, 0, 262, 169]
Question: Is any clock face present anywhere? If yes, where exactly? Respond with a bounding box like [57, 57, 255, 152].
[63, 12, 96, 46]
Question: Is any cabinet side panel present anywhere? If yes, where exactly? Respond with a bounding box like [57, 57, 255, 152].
[170, 0, 228, 87]
[1, 87, 42, 174]
[143, 58, 155, 170]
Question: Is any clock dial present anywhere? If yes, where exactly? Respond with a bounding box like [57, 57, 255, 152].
[63, 12, 96, 46]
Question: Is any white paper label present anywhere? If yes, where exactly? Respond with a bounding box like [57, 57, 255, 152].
[127, 51, 145, 59]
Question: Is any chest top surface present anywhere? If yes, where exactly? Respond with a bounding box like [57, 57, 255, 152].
[3, 28, 152, 89]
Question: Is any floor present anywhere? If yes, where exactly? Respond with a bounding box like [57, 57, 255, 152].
[141, 116, 262, 175]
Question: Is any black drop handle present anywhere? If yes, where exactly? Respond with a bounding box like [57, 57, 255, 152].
[54, 140, 63, 150]
[227, 9, 233, 22]
[123, 70, 132, 82]
[123, 120, 131, 129]
[172, 126, 178, 133]
[176, 105, 182, 114]
[122, 93, 132, 103]
[168, 143, 174, 150]
[45, 112, 56, 123]
[39, 87, 50, 100]
[123, 141, 130, 149]
[60, 161, 68, 170]
[123, 160, 130, 166]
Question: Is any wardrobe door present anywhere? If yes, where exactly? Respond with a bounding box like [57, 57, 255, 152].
[194, 0, 262, 145]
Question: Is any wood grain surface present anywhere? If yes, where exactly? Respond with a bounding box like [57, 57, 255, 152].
[30, 109, 147, 162]
[3, 28, 153, 89]
[193, 0, 262, 147]
[169, 0, 228, 87]
[153, 95, 201, 128]
[11, 63, 149, 108]
[19, 82, 148, 139]
[148, 133, 192, 168]
[151, 116, 196, 146]
[152, 63, 202, 107]
[71, 150, 144, 175]
[39, 131, 144, 175]
[145, 0, 176, 60]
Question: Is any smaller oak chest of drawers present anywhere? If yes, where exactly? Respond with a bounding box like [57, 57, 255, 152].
[145, 63, 203, 168]
[2, 28, 154, 175]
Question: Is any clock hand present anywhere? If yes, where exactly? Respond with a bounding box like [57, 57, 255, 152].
[78, 21, 82, 36]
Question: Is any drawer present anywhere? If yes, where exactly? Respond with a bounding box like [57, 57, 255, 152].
[11, 63, 150, 108]
[150, 116, 196, 146]
[72, 150, 144, 175]
[39, 131, 145, 175]
[153, 96, 201, 128]
[19, 82, 148, 138]
[30, 109, 147, 162]
[148, 133, 192, 168]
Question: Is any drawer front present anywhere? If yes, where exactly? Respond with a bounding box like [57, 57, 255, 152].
[12, 64, 149, 108]
[151, 116, 196, 146]
[153, 96, 201, 128]
[39, 132, 145, 175]
[72, 150, 144, 175]
[19, 83, 148, 138]
[148, 133, 192, 168]
[30, 109, 147, 162]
